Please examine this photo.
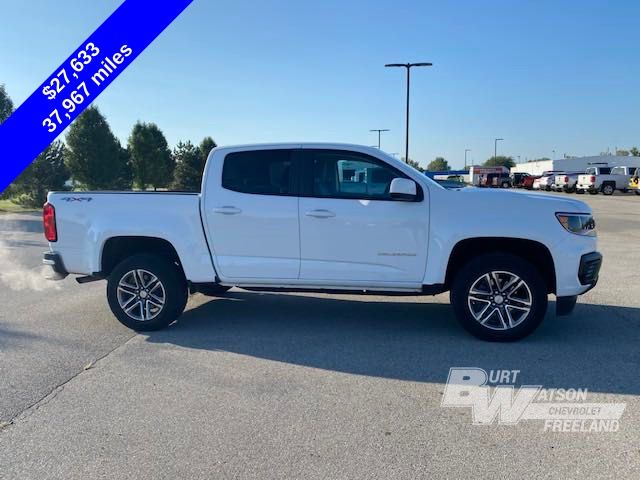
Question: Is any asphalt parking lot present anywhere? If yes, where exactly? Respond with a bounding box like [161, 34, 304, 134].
[0, 191, 639, 479]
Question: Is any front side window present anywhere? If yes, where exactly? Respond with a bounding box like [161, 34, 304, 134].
[310, 150, 406, 200]
[222, 149, 295, 195]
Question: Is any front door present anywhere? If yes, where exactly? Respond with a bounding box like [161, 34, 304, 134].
[203, 148, 300, 280]
[298, 149, 429, 285]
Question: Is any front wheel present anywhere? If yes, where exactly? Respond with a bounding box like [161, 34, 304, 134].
[450, 253, 548, 341]
[107, 254, 188, 331]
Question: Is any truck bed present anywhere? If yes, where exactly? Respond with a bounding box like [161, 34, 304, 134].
[46, 191, 216, 282]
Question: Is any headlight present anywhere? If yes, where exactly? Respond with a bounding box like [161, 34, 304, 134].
[556, 213, 597, 237]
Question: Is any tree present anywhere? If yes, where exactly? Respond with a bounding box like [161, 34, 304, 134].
[427, 157, 450, 171]
[65, 106, 132, 189]
[616, 149, 630, 157]
[484, 155, 515, 168]
[127, 121, 174, 190]
[13, 141, 69, 206]
[172, 141, 202, 191]
[198, 136, 217, 173]
[0, 84, 13, 124]
[0, 85, 15, 199]
[405, 158, 424, 173]
[631, 147, 640, 157]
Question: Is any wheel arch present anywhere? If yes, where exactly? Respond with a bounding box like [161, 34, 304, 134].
[101, 236, 185, 280]
[445, 237, 556, 294]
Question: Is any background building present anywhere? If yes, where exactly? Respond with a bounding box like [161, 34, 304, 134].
[511, 155, 640, 175]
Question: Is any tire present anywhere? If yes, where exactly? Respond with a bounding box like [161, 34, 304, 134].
[636, 190, 640, 196]
[450, 253, 548, 341]
[576, 189, 584, 194]
[621, 189, 628, 194]
[107, 254, 188, 331]
[588, 190, 598, 195]
[501, 182, 510, 189]
[602, 183, 614, 196]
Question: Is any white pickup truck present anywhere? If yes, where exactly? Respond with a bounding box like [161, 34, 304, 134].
[576, 166, 637, 195]
[42, 143, 602, 341]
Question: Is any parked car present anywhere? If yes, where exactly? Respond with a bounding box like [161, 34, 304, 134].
[482, 173, 512, 188]
[435, 178, 468, 189]
[630, 170, 640, 195]
[42, 143, 602, 342]
[531, 171, 564, 191]
[511, 172, 532, 188]
[522, 175, 540, 190]
[553, 172, 583, 193]
[576, 166, 636, 195]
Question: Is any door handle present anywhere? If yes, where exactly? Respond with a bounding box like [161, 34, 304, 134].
[213, 206, 242, 215]
[305, 209, 335, 218]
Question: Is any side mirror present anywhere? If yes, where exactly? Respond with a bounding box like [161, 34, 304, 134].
[389, 178, 417, 201]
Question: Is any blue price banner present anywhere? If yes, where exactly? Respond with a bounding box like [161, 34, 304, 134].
[0, 0, 193, 193]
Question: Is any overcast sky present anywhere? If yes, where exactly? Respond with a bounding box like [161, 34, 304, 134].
[2, 0, 639, 168]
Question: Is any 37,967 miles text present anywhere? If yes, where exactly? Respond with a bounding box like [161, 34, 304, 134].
[41, 43, 133, 133]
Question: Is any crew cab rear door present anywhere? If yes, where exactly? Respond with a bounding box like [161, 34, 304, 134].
[201, 147, 301, 279]
[297, 148, 429, 285]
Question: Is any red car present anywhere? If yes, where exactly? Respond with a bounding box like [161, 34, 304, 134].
[521, 175, 540, 190]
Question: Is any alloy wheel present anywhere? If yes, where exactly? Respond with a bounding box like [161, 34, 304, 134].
[117, 269, 166, 321]
[467, 271, 532, 330]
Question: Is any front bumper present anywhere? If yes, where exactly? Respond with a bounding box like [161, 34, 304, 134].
[578, 251, 602, 289]
[42, 251, 68, 280]
[556, 252, 602, 316]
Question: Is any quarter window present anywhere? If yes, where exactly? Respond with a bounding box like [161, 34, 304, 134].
[222, 149, 295, 195]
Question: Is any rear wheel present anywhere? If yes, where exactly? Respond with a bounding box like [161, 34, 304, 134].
[602, 183, 615, 195]
[107, 254, 188, 331]
[450, 253, 548, 341]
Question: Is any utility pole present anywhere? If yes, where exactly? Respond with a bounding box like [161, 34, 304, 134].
[385, 62, 433, 163]
[369, 129, 389, 149]
[494, 138, 504, 160]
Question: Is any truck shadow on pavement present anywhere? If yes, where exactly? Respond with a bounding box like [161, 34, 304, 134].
[146, 290, 640, 395]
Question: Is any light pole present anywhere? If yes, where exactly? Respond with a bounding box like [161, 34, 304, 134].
[369, 129, 389, 149]
[494, 138, 504, 160]
[464, 149, 471, 169]
[385, 62, 433, 163]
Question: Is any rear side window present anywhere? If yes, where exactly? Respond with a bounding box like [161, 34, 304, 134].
[222, 150, 296, 195]
[600, 167, 611, 174]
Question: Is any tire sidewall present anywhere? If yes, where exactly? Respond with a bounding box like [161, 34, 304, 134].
[450, 253, 548, 341]
[107, 254, 187, 331]
[602, 184, 614, 195]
